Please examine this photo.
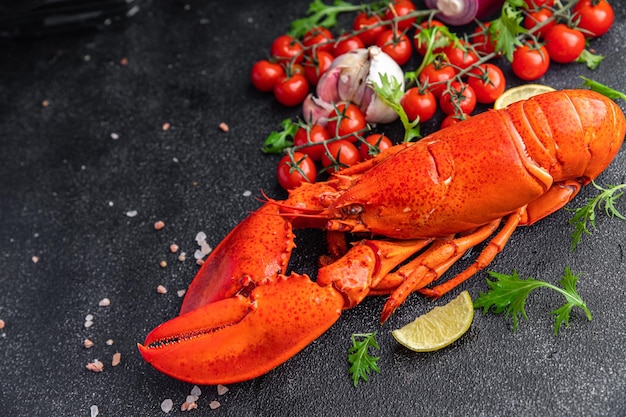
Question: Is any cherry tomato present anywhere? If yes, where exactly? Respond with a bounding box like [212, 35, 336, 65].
[467, 63, 506, 104]
[472, 22, 497, 55]
[273, 74, 309, 106]
[302, 26, 334, 54]
[523, 8, 555, 39]
[332, 35, 365, 57]
[573, 0, 614, 38]
[359, 134, 393, 161]
[401, 87, 437, 122]
[522, 0, 554, 10]
[270, 35, 304, 64]
[376, 29, 412, 66]
[511, 43, 550, 81]
[442, 41, 479, 70]
[384, 0, 417, 32]
[414, 19, 447, 56]
[293, 124, 330, 161]
[418, 61, 456, 98]
[326, 103, 367, 143]
[303, 50, 334, 85]
[321, 140, 360, 172]
[439, 82, 476, 116]
[250, 60, 285, 92]
[441, 113, 469, 129]
[352, 12, 387, 46]
[277, 152, 317, 190]
[544, 24, 585, 64]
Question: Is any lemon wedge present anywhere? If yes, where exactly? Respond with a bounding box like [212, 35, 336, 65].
[494, 84, 556, 110]
[392, 290, 474, 352]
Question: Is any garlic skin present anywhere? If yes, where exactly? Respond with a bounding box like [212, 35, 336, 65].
[302, 46, 404, 125]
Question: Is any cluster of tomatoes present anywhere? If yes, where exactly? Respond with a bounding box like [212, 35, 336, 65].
[251, 0, 615, 191]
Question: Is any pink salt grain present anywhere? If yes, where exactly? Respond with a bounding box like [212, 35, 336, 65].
[157, 285, 167, 294]
[218, 122, 229, 132]
[86, 359, 104, 373]
[169, 243, 179, 253]
[112, 352, 121, 366]
[209, 400, 221, 409]
[154, 220, 165, 230]
[162, 122, 171, 131]
[83, 339, 94, 348]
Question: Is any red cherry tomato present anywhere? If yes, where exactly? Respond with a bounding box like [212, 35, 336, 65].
[418, 61, 457, 98]
[352, 12, 387, 46]
[573, 0, 614, 38]
[303, 50, 334, 85]
[523, 0, 554, 10]
[332, 35, 365, 57]
[472, 22, 497, 55]
[270, 35, 304, 64]
[544, 24, 585, 64]
[442, 41, 479, 70]
[511, 43, 550, 81]
[414, 19, 447, 56]
[293, 124, 330, 161]
[277, 152, 317, 190]
[376, 29, 412, 66]
[523, 8, 555, 39]
[273, 74, 309, 107]
[250, 60, 285, 92]
[439, 82, 476, 116]
[326, 103, 367, 143]
[467, 63, 506, 104]
[441, 113, 469, 129]
[321, 140, 360, 172]
[401, 87, 437, 122]
[302, 26, 334, 54]
[359, 134, 393, 161]
[384, 0, 417, 32]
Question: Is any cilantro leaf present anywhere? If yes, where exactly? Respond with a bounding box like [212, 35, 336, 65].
[348, 332, 380, 387]
[261, 118, 299, 154]
[474, 268, 592, 334]
[567, 182, 626, 251]
[489, 0, 527, 62]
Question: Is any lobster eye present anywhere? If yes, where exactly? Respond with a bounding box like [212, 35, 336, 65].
[342, 204, 363, 216]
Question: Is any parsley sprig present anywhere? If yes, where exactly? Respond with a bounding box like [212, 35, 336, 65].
[474, 268, 592, 335]
[568, 181, 626, 251]
[348, 332, 380, 386]
[369, 73, 421, 142]
[288, 0, 368, 38]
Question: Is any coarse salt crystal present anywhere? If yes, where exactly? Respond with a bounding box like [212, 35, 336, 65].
[157, 285, 167, 294]
[162, 122, 171, 131]
[84, 338, 94, 348]
[200, 241, 212, 255]
[178, 252, 187, 262]
[159, 260, 168, 268]
[42, 99, 50, 107]
[86, 359, 104, 373]
[219, 122, 229, 132]
[177, 289, 186, 297]
[98, 298, 110, 307]
[169, 243, 179, 253]
[112, 352, 121, 366]
[106, 339, 114, 346]
[0, 319, 5, 329]
[110, 132, 120, 140]
[154, 220, 165, 230]
[209, 400, 221, 409]
[195, 231, 207, 243]
[243, 190, 252, 197]
[193, 249, 204, 260]
[186, 395, 198, 403]
[31, 256, 39, 263]
[90, 405, 99, 417]
[126, 210, 138, 217]
[196, 259, 204, 266]
[84, 321, 93, 328]
[217, 384, 229, 395]
[190, 385, 202, 396]
[161, 399, 174, 413]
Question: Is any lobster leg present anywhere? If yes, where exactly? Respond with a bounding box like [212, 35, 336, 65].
[522, 180, 581, 225]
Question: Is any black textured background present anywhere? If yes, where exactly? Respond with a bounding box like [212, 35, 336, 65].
[1, 1, 626, 416]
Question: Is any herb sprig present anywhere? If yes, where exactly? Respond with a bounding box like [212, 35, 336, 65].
[474, 268, 592, 335]
[568, 181, 626, 251]
[348, 332, 380, 386]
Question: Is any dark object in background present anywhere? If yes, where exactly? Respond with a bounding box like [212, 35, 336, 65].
[0, 0, 140, 38]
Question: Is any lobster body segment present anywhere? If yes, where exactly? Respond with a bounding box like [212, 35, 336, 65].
[139, 90, 626, 385]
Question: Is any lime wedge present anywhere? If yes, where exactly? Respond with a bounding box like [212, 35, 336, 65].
[494, 84, 556, 110]
[392, 290, 474, 352]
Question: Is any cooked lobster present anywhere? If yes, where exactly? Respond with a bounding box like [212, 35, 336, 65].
[138, 89, 625, 385]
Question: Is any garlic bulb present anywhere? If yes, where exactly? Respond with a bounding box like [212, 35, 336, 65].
[302, 46, 404, 125]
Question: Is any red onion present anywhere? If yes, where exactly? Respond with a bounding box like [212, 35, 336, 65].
[424, 0, 505, 25]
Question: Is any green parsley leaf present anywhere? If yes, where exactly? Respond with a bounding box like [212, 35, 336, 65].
[261, 118, 299, 154]
[474, 268, 592, 335]
[579, 77, 626, 101]
[288, 0, 365, 38]
[567, 181, 626, 251]
[576, 49, 604, 70]
[348, 332, 381, 387]
[489, 0, 527, 62]
[369, 73, 421, 142]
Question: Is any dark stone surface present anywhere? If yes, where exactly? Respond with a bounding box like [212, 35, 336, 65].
[1, 1, 625, 416]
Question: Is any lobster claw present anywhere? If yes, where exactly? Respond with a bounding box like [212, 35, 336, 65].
[139, 273, 344, 385]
